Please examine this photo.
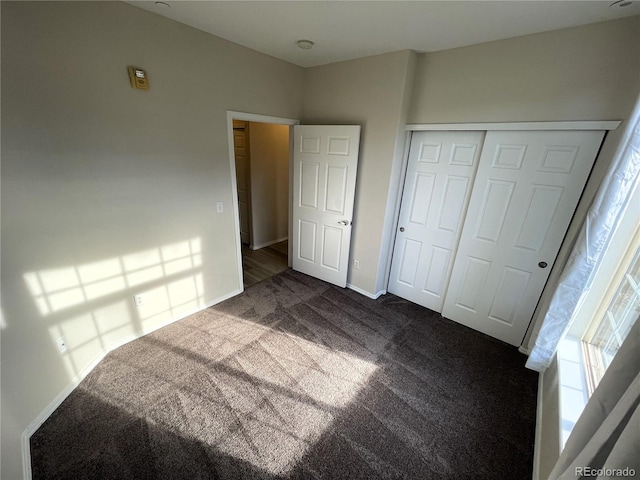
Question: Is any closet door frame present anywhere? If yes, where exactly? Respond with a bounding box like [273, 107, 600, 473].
[385, 120, 620, 343]
[405, 121, 619, 132]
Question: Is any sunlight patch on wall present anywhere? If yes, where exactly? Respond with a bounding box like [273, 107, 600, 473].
[137, 273, 204, 333]
[25, 238, 203, 317]
[25, 237, 205, 378]
[47, 301, 133, 380]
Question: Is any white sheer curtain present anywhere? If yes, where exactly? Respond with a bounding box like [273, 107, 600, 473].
[526, 98, 640, 372]
[548, 317, 639, 479]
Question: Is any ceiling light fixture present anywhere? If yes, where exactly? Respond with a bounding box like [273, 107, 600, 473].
[297, 40, 314, 50]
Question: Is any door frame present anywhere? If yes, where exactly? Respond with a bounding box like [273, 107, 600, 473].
[226, 111, 300, 291]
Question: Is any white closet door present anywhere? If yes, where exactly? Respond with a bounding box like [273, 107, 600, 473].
[388, 131, 485, 312]
[442, 130, 605, 346]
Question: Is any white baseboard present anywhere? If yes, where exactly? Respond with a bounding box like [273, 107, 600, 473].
[20, 288, 242, 480]
[519, 345, 531, 355]
[346, 283, 386, 299]
[250, 236, 288, 251]
[21, 357, 103, 480]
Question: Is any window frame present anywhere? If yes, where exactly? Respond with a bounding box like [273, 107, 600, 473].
[580, 237, 640, 395]
[557, 181, 639, 447]
[567, 184, 640, 339]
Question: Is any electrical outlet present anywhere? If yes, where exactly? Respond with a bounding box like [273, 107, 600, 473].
[57, 336, 68, 353]
[354, 259, 360, 269]
[216, 202, 224, 213]
[133, 294, 144, 307]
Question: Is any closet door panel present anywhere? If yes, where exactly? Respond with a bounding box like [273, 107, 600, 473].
[443, 130, 605, 346]
[388, 131, 485, 312]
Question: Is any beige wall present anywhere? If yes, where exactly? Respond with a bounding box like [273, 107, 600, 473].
[377, 51, 417, 295]
[409, 16, 640, 124]
[303, 50, 416, 295]
[0, 2, 303, 479]
[248, 122, 290, 249]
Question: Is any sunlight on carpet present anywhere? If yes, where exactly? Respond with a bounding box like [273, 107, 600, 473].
[31, 270, 538, 480]
[85, 313, 378, 476]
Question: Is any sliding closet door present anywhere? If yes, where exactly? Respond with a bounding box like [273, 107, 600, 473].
[388, 131, 485, 312]
[442, 130, 605, 346]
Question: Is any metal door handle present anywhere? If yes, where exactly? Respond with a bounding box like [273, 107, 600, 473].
[399, 227, 405, 232]
[338, 220, 349, 226]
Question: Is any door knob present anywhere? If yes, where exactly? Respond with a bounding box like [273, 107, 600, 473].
[338, 220, 349, 226]
[538, 261, 548, 268]
[399, 227, 405, 232]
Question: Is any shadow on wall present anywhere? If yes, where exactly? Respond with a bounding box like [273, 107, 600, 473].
[21, 238, 204, 379]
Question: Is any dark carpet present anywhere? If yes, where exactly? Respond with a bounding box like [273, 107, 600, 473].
[31, 269, 538, 479]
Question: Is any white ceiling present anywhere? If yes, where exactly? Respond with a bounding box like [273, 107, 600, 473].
[127, 1, 640, 68]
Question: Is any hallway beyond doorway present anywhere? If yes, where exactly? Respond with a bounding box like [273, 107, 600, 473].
[242, 241, 288, 288]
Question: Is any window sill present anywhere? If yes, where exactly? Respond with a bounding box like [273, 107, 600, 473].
[556, 335, 590, 448]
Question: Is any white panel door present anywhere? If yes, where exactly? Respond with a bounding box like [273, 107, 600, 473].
[442, 130, 605, 346]
[292, 125, 360, 287]
[388, 131, 485, 312]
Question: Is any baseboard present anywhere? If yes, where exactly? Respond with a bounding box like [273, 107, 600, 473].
[251, 237, 288, 251]
[519, 345, 531, 355]
[21, 355, 103, 480]
[532, 372, 544, 480]
[20, 288, 242, 480]
[346, 283, 386, 299]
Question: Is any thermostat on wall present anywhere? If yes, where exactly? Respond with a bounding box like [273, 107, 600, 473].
[128, 66, 149, 90]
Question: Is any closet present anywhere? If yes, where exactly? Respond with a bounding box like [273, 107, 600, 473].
[389, 128, 606, 346]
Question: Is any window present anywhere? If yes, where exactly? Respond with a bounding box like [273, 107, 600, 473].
[558, 179, 639, 446]
[581, 241, 640, 395]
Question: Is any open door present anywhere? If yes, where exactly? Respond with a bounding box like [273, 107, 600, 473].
[292, 125, 360, 287]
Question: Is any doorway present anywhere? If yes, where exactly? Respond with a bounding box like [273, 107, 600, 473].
[227, 111, 299, 289]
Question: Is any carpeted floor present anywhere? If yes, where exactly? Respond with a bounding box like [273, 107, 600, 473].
[31, 269, 538, 479]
